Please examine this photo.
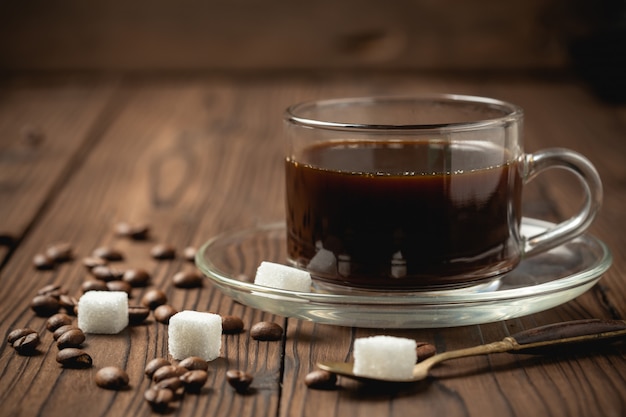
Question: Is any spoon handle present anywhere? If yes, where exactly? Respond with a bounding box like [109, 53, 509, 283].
[508, 319, 626, 353]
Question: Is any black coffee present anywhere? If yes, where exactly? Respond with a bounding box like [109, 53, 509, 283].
[285, 140, 523, 288]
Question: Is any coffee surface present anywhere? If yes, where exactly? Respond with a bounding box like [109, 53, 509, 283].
[285, 140, 523, 288]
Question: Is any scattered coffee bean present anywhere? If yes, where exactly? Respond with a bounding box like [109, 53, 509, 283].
[46, 313, 73, 332]
[145, 358, 171, 378]
[150, 244, 176, 260]
[37, 284, 65, 298]
[56, 328, 86, 349]
[304, 370, 337, 390]
[226, 369, 253, 393]
[45, 242, 73, 263]
[7, 328, 37, 344]
[154, 376, 183, 392]
[416, 342, 437, 361]
[92, 246, 124, 261]
[81, 280, 108, 293]
[82, 256, 108, 270]
[56, 348, 92, 368]
[13, 332, 40, 355]
[58, 294, 78, 314]
[183, 246, 196, 262]
[53, 325, 79, 340]
[91, 265, 125, 282]
[95, 366, 129, 390]
[115, 222, 150, 240]
[122, 268, 151, 287]
[141, 289, 167, 310]
[222, 315, 244, 334]
[144, 387, 174, 410]
[172, 271, 203, 288]
[30, 294, 60, 317]
[154, 304, 178, 324]
[128, 305, 151, 325]
[180, 370, 208, 393]
[250, 321, 283, 341]
[153, 365, 187, 382]
[106, 280, 133, 295]
[33, 253, 55, 270]
[178, 356, 208, 371]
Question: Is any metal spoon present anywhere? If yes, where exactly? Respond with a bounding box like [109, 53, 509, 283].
[318, 319, 626, 383]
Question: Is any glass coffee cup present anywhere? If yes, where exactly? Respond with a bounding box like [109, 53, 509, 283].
[284, 95, 602, 289]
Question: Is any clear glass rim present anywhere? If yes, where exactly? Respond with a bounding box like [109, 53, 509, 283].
[285, 94, 524, 132]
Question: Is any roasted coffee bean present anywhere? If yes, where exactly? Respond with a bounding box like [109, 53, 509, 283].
[46, 313, 73, 332]
[128, 305, 151, 325]
[172, 271, 203, 288]
[33, 253, 55, 270]
[95, 366, 129, 390]
[154, 376, 183, 392]
[30, 294, 60, 317]
[53, 325, 79, 340]
[45, 242, 73, 263]
[58, 294, 78, 314]
[122, 268, 151, 287]
[56, 348, 92, 368]
[115, 222, 150, 240]
[222, 315, 244, 334]
[144, 387, 174, 410]
[7, 328, 37, 344]
[150, 244, 176, 260]
[304, 370, 337, 389]
[145, 358, 171, 378]
[91, 265, 124, 282]
[250, 321, 283, 341]
[81, 280, 108, 293]
[92, 246, 124, 261]
[178, 356, 208, 371]
[153, 365, 187, 382]
[183, 246, 196, 262]
[57, 328, 85, 349]
[180, 370, 208, 393]
[13, 332, 40, 355]
[37, 284, 65, 298]
[106, 280, 133, 295]
[82, 256, 108, 270]
[153, 305, 177, 324]
[226, 369, 253, 393]
[141, 289, 167, 310]
[416, 342, 437, 361]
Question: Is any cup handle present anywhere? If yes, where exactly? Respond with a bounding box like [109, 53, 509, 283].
[522, 148, 603, 257]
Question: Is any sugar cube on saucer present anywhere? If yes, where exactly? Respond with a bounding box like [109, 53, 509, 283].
[168, 310, 222, 361]
[353, 335, 417, 380]
[254, 261, 312, 292]
[77, 291, 129, 334]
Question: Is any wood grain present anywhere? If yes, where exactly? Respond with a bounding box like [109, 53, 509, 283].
[0, 0, 575, 71]
[0, 73, 624, 417]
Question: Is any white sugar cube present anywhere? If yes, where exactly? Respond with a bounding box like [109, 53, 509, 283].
[77, 291, 129, 334]
[306, 248, 337, 274]
[168, 311, 222, 361]
[353, 335, 417, 380]
[254, 261, 312, 292]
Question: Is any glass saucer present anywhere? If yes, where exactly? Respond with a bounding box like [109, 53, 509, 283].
[196, 218, 612, 328]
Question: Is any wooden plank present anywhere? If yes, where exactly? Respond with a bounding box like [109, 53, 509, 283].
[0, 0, 570, 71]
[0, 77, 120, 262]
[0, 76, 292, 417]
[0, 74, 624, 417]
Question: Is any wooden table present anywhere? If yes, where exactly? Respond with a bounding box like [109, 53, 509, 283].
[1, 72, 625, 417]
